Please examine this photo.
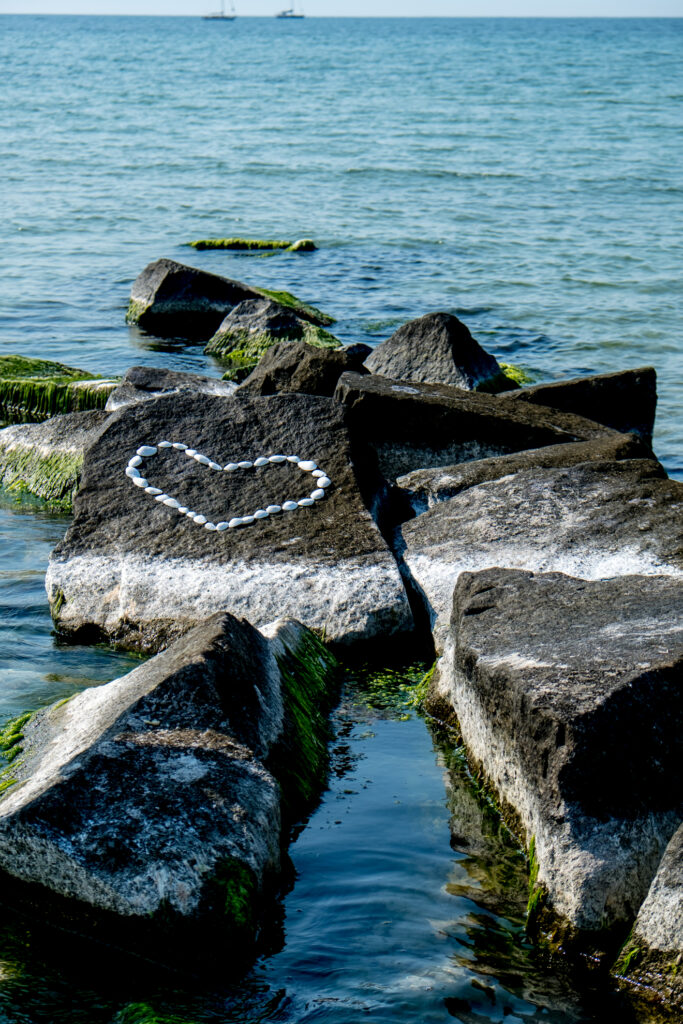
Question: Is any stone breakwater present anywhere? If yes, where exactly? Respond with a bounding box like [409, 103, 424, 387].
[0, 263, 680, 1015]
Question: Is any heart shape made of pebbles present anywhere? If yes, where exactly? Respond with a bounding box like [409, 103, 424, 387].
[124, 441, 332, 532]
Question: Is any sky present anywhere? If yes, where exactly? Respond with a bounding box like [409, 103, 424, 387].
[1, 0, 682, 14]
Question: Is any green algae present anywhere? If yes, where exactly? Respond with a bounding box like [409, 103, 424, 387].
[115, 1003, 200, 1024]
[189, 238, 293, 251]
[499, 362, 536, 387]
[210, 323, 341, 382]
[212, 857, 258, 932]
[525, 835, 549, 929]
[0, 354, 116, 423]
[0, 446, 83, 509]
[254, 287, 335, 326]
[345, 662, 431, 720]
[614, 936, 642, 976]
[0, 711, 35, 796]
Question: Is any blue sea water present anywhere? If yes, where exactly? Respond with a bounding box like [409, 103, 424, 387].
[0, 15, 681, 1023]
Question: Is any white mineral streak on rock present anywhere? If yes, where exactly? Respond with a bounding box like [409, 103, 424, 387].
[145, 487, 163, 495]
[125, 467, 141, 479]
[137, 446, 157, 457]
[128, 456, 143, 468]
[282, 501, 298, 512]
[311, 489, 326, 500]
[254, 457, 269, 467]
[298, 461, 317, 472]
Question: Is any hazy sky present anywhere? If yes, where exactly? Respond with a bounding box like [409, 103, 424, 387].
[2, 0, 682, 15]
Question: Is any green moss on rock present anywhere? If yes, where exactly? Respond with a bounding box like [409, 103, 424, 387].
[0, 446, 83, 509]
[215, 324, 341, 382]
[0, 354, 117, 423]
[115, 1003, 199, 1024]
[254, 288, 335, 326]
[0, 710, 35, 796]
[499, 363, 536, 387]
[188, 238, 293, 251]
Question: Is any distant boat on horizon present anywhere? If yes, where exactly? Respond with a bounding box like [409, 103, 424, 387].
[203, 0, 236, 20]
[275, 5, 304, 17]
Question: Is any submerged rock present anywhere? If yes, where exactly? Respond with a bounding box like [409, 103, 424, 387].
[0, 354, 117, 425]
[431, 568, 683, 959]
[396, 433, 652, 512]
[0, 410, 108, 509]
[46, 391, 412, 652]
[0, 612, 338, 970]
[238, 341, 371, 397]
[399, 458, 683, 652]
[335, 371, 618, 483]
[189, 237, 317, 252]
[614, 822, 683, 1017]
[206, 298, 340, 381]
[126, 259, 333, 341]
[501, 366, 657, 444]
[105, 365, 237, 412]
[363, 312, 515, 392]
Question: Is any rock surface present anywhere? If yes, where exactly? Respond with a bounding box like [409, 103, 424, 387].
[501, 366, 657, 444]
[0, 354, 116, 425]
[363, 312, 515, 392]
[431, 568, 683, 956]
[335, 371, 619, 483]
[47, 391, 412, 652]
[614, 822, 683, 1016]
[238, 341, 371, 397]
[0, 612, 337, 969]
[397, 433, 652, 512]
[399, 458, 683, 652]
[0, 410, 108, 509]
[205, 299, 340, 381]
[105, 365, 236, 412]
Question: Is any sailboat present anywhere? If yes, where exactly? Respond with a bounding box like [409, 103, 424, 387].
[203, 0, 236, 20]
[275, 2, 304, 16]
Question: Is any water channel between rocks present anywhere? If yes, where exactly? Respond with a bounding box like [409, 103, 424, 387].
[0, 493, 632, 1024]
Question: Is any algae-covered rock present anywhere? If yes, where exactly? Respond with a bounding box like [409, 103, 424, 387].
[0, 612, 338, 971]
[614, 822, 683, 1018]
[188, 237, 317, 252]
[363, 312, 516, 393]
[238, 341, 371, 397]
[0, 410, 108, 509]
[0, 355, 117, 425]
[433, 568, 683, 959]
[126, 258, 334, 341]
[205, 298, 340, 381]
[105, 366, 237, 413]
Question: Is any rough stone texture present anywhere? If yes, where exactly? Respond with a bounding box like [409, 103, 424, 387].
[399, 458, 683, 652]
[105, 366, 237, 412]
[238, 341, 371, 397]
[614, 823, 683, 1017]
[335, 371, 619, 483]
[432, 568, 683, 956]
[126, 259, 332, 341]
[396, 433, 652, 513]
[363, 312, 514, 392]
[0, 410, 108, 509]
[0, 613, 338, 969]
[205, 298, 340, 380]
[46, 391, 412, 652]
[501, 366, 657, 444]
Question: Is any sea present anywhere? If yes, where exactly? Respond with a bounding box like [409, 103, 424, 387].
[0, 15, 681, 1023]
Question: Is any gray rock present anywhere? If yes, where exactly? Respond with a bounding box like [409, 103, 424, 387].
[432, 568, 683, 957]
[396, 433, 653, 513]
[363, 312, 514, 391]
[335, 371, 619, 483]
[238, 341, 371, 397]
[399, 459, 683, 652]
[105, 365, 237, 412]
[614, 822, 683, 1016]
[501, 366, 657, 444]
[0, 612, 337, 969]
[0, 410, 109, 509]
[46, 391, 412, 652]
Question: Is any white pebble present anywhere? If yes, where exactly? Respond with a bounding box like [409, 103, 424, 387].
[240, 515, 255, 525]
[173, 442, 188, 450]
[224, 463, 239, 472]
[298, 497, 315, 507]
[228, 518, 243, 528]
[216, 522, 229, 531]
[266, 505, 282, 514]
[208, 461, 223, 471]
[286, 455, 300, 463]
[204, 522, 216, 531]
[185, 449, 197, 457]
[238, 460, 253, 470]
[254, 457, 270, 467]
[157, 441, 173, 449]
[128, 456, 143, 468]
[269, 455, 287, 463]
[193, 514, 207, 525]
[311, 469, 324, 478]
[311, 489, 326, 500]
[132, 477, 148, 488]
[177, 506, 189, 514]
[298, 461, 317, 472]
[317, 476, 331, 488]
[194, 453, 211, 465]
[282, 501, 299, 512]
[137, 446, 157, 457]
[163, 498, 180, 508]
[145, 486, 163, 495]
[154, 493, 170, 502]
[125, 466, 141, 479]
[254, 509, 269, 519]
[185, 510, 196, 517]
